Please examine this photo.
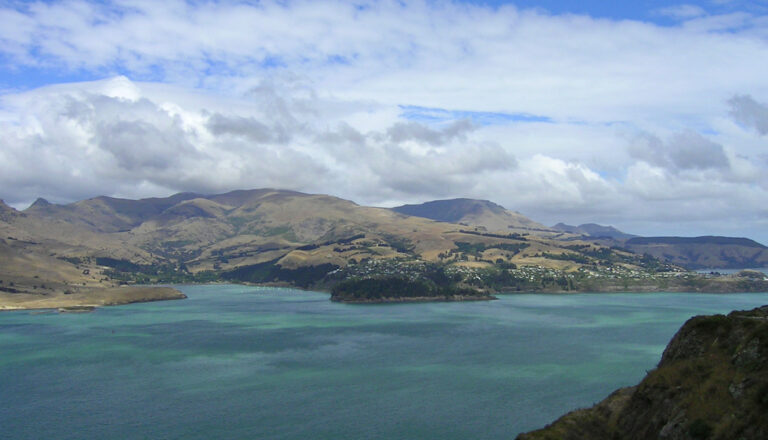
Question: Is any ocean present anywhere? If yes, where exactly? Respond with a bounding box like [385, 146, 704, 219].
[1, 285, 766, 439]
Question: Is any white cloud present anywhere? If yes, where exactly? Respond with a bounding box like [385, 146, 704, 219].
[628, 130, 730, 171]
[1, 1, 768, 121]
[0, 76, 514, 205]
[728, 94, 768, 135]
[1, 1, 768, 241]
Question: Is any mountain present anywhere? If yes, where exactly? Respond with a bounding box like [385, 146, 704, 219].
[0, 199, 23, 223]
[7, 187, 768, 302]
[0, 202, 184, 309]
[3, 188, 683, 293]
[549, 224, 768, 269]
[625, 236, 768, 269]
[517, 304, 768, 440]
[552, 222, 637, 240]
[24, 192, 201, 232]
[17, 189, 605, 275]
[391, 198, 553, 234]
[121, 189, 473, 271]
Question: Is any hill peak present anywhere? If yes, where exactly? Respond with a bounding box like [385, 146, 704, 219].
[0, 199, 22, 221]
[23, 197, 60, 215]
[0, 199, 14, 213]
[30, 197, 52, 208]
[391, 198, 550, 233]
[552, 223, 636, 240]
[392, 198, 506, 222]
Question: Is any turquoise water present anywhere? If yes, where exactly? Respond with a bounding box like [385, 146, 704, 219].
[1, 286, 766, 439]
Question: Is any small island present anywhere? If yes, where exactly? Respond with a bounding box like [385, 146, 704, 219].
[330, 275, 495, 303]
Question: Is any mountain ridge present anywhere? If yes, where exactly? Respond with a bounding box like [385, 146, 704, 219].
[627, 236, 766, 248]
[3, 188, 767, 305]
[624, 236, 768, 269]
[552, 222, 637, 240]
[391, 198, 553, 234]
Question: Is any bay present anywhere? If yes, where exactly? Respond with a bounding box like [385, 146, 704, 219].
[1, 285, 766, 439]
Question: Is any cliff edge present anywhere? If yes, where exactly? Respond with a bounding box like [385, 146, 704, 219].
[517, 305, 768, 440]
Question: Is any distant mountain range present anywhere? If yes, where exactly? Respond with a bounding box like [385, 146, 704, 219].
[2, 189, 767, 297]
[623, 236, 768, 270]
[552, 222, 637, 240]
[392, 198, 552, 233]
[394, 201, 768, 269]
[550, 222, 768, 269]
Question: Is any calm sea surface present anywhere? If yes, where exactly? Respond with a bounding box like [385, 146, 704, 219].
[1, 285, 766, 439]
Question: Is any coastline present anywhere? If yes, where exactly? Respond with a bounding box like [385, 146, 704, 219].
[0, 286, 187, 312]
[4, 276, 764, 311]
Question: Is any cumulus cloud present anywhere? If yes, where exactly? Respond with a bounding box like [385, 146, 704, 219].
[385, 120, 474, 146]
[2, 74, 768, 242]
[372, 141, 516, 197]
[310, 115, 514, 200]
[0, 77, 516, 207]
[0, 79, 324, 202]
[628, 131, 730, 171]
[207, 113, 291, 144]
[503, 155, 614, 209]
[1, 1, 768, 240]
[728, 94, 768, 135]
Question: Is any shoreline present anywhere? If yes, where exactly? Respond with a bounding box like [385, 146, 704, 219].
[332, 294, 498, 304]
[124, 279, 768, 298]
[0, 286, 187, 312]
[4, 278, 765, 311]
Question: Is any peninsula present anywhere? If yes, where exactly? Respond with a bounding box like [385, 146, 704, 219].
[0, 287, 186, 312]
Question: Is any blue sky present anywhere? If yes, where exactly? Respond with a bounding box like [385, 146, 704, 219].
[1, 0, 768, 241]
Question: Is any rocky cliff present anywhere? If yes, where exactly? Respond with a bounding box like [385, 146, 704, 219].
[517, 305, 768, 440]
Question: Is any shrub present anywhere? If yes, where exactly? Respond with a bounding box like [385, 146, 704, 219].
[688, 419, 712, 439]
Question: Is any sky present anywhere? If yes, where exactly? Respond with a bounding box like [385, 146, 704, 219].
[1, 0, 768, 242]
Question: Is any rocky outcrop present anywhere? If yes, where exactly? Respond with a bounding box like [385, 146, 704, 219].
[517, 305, 768, 440]
[0, 199, 23, 222]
